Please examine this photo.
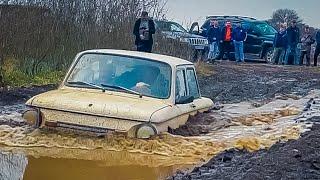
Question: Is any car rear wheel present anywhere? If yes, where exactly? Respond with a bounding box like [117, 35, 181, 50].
[264, 47, 274, 64]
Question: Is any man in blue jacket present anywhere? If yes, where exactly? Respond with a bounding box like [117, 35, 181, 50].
[284, 20, 300, 65]
[207, 20, 221, 62]
[272, 23, 288, 64]
[314, 30, 320, 66]
[232, 22, 247, 62]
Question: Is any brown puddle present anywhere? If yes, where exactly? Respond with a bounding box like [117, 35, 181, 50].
[0, 91, 318, 180]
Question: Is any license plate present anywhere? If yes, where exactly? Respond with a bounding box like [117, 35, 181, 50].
[195, 46, 205, 50]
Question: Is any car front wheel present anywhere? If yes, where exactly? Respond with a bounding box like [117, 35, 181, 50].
[264, 47, 274, 64]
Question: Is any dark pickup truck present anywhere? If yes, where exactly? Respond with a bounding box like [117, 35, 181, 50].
[190, 16, 277, 62]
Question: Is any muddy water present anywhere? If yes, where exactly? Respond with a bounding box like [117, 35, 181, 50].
[0, 91, 318, 180]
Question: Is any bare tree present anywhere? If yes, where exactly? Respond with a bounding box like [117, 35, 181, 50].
[270, 9, 302, 28]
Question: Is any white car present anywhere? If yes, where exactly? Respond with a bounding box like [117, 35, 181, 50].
[23, 50, 213, 138]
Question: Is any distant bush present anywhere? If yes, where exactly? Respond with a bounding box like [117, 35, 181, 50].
[0, 0, 193, 88]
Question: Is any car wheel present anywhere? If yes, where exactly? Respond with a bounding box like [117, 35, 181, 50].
[264, 47, 274, 64]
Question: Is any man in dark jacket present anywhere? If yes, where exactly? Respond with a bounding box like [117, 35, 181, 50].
[284, 20, 300, 65]
[232, 22, 247, 62]
[207, 20, 221, 62]
[314, 30, 320, 66]
[272, 23, 288, 64]
[217, 21, 233, 60]
[133, 11, 156, 53]
[300, 26, 315, 66]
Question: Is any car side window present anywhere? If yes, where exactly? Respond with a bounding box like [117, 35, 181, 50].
[186, 68, 200, 99]
[176, 69, 187, 100]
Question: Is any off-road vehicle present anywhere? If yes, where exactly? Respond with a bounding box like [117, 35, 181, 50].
[190, 16, 277, 62]
[23, 49, 213, 139]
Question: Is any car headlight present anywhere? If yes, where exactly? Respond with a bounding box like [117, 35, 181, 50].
[22, 107, 41, 127]
[136, 124, 157, 139]
[179, 37, 189, 43]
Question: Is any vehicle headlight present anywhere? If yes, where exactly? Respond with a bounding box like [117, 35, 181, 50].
[179, 37, 189, 43]
[22, 108, 40, 127]
[136, 124, 157, 139]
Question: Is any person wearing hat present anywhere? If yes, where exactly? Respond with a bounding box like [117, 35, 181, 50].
[133, 11, 156, 53]
[300, 26, 315, 66]
[284, 20, 300, 65]
[217, 21, 233, 60]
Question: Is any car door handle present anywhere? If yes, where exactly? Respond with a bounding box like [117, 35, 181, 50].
[190, 104, 196, 108]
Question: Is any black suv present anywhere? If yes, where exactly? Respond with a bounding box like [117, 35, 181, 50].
[190, 16, 277, 62]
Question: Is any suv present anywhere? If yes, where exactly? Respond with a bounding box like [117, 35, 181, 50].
[190, 16, 277, 62]
[155, 20, 209, 60]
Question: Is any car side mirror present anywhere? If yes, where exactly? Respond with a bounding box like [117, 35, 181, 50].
[189, 22, 200, 34]
[176, 96, 194, 104]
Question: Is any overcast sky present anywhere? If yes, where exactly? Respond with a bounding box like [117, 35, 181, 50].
[166, 0, 320, 28]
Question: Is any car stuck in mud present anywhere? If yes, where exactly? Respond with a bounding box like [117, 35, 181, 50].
[22, 49, 213, 138]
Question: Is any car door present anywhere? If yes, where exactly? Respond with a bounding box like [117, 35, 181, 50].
[174, 67, 197, 115]
[242, 22, 263, 54]
[185, 66, 203, 112]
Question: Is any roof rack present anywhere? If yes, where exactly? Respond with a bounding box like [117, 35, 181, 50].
[206, 16, 257, 21]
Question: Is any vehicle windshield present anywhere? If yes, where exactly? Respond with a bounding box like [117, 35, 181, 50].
[66, 53, 172, 99]
[157, 21, 187, 33]
[254, 23, 277, 35]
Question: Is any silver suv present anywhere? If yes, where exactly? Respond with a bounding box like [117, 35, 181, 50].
[155, 20, 209, 60]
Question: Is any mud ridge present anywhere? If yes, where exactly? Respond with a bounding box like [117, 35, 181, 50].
[170, 118, 320, 180]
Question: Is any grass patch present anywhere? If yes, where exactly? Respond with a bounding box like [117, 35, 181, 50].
[4, 70, 64, 87]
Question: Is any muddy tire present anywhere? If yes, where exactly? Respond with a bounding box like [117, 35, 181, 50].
[264, 47, 274, 64]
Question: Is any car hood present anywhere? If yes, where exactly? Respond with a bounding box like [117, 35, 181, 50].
[161, 31, 206, 39]
[26, 89, 170, 122]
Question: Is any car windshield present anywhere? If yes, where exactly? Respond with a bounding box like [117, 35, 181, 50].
[254, 23, 277, 35]
[66, 53, 172, 99]
[157, 21, 187, 33]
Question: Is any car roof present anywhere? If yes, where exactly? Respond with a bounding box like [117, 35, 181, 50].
[79, 49, 193, 66]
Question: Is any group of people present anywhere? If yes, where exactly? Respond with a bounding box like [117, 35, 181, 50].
[132, 12, 320, 67]
[207, 20, 247, 62]
[132, 11, 248, 64]
[273, 20, 320, 66]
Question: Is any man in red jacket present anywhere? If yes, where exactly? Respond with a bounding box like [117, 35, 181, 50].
[217, 21, 233, 60]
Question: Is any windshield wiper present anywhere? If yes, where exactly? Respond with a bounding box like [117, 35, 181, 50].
[101, 84, 142, 97]
[68, 81, 106, 92]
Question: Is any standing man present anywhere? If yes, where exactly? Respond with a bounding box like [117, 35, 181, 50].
[314, 30, 320, 66]
[218, 21, 233, 60]
[232, 22, 247, 62]
[272, 23, 288, 65]
[207, 20, 221, 62]
[133, 11, 155, 53]
[284, 20, 300, 65]
[300, 26, 315, 66]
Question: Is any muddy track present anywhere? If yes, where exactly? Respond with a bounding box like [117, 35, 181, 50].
[0, 84, 56, 106]
[199, 62, 320, 104]
[170, 120, 320, 180]
[1, 62, 320, 180]
[171, 62, 320, 137]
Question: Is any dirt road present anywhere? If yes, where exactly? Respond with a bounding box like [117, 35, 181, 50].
[1, 62, 320, 180]
[170, 62, 320, 180]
